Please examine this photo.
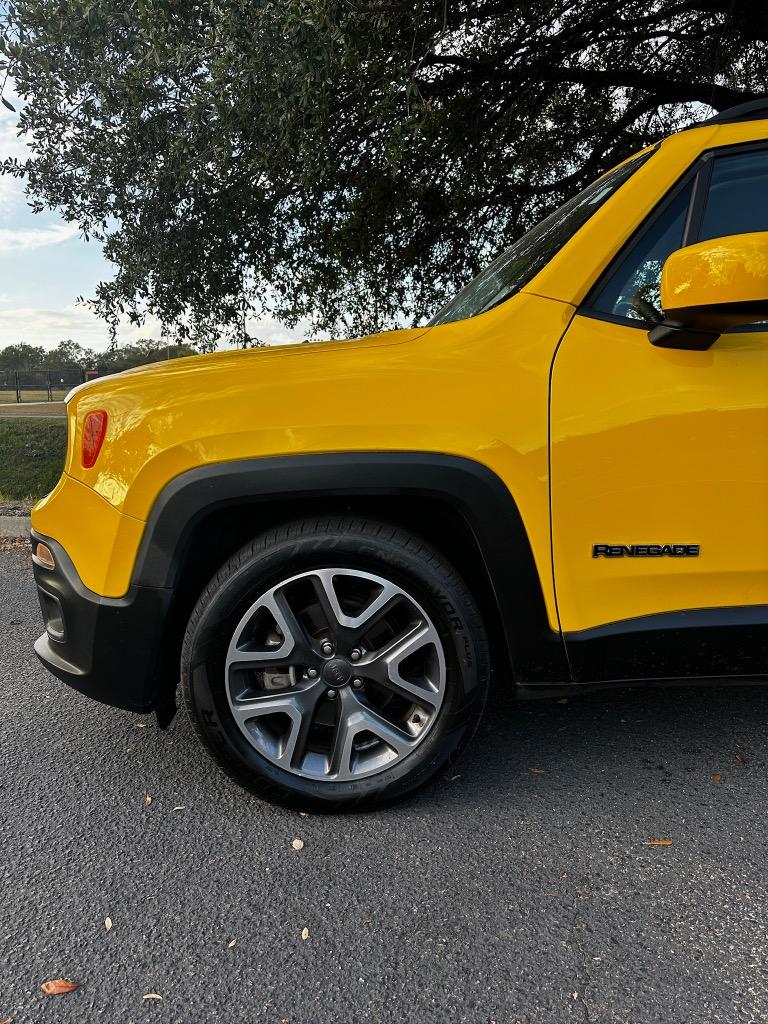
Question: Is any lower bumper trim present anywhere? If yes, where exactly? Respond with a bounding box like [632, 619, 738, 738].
[32, 530, 173, 713]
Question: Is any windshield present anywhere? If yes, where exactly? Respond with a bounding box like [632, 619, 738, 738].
[428, 149, 655, 327]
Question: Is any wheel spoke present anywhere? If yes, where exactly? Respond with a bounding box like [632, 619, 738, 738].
[227, 592, 295, 665]
[327, 691, 418, 780]
[284, 686, 325, 769]
[271, 588, 318, 664]
[226, 648, 293, 672]
[355, 700, 417, 758]
[229, 690, 301, 725]
[311, 569, 401, 637]
[227, 589, 317, 670]
[361, 621, 441, 707]
[328, 689, 359, 779]
[307, 570, 346, 635]
[230, 684, 323, 769]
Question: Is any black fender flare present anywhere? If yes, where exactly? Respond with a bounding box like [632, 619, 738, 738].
[132, 452, 569, 684]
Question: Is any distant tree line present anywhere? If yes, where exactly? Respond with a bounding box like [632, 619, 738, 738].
[0, 338, 200, 372]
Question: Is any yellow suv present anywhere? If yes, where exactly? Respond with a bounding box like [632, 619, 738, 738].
[31, 99, 768, 810]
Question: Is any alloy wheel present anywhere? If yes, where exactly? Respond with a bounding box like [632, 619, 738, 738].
[225, 568, 447, 781]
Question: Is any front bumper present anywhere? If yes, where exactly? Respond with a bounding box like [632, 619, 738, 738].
[31, 531, 173, 712]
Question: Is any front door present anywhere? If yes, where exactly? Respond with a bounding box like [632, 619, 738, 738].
[550, 143, 768, 681]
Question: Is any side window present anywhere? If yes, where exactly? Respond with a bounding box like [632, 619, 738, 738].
[589, 145, 768, 327]
[699, 149, 768, 240]
[589, 182, 693, 323]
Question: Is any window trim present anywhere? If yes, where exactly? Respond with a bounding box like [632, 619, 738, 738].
[580, 139, 768, 332]
[682, 153, 713, 245]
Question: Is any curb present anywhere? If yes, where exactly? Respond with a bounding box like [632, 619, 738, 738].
[0, 515, 31, 539]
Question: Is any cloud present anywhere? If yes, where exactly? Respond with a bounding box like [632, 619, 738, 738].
[245, 313, 313, 346]
[0, 304, 106, 345]
[0, 304, 171, 348]
[0, 223, 80, 253]
[0, 303, 310, 351]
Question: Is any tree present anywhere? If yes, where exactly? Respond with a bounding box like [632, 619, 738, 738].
[42, 339, 97, 369]
[94, 337, 199, 372]
[0, 342, 44, 368]
[0, 337, 200, 372]
[2, 1, 767, 340]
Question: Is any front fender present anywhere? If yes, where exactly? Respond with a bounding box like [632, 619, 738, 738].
[131, 452, 570, 685]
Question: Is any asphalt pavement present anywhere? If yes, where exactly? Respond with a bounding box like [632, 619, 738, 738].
[2, 544, 767, 1024]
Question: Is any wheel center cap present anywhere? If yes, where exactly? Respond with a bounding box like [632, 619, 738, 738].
[322, 657, 352, 687]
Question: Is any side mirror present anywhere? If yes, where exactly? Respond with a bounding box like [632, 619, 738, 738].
[649, 232, 768, 350]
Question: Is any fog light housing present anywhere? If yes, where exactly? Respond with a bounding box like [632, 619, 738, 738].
[33, 541, 55, 570]
[39, 590, 65, 641]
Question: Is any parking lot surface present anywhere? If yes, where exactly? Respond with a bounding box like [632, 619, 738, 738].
[2, 545, 767, 1023]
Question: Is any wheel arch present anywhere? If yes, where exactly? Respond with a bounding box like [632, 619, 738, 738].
[136, 453, 569, 716]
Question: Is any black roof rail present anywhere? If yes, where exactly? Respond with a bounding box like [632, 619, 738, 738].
[695, 96, 768, 127]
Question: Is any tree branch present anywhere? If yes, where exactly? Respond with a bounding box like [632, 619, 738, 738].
[421, 56, 757, 109]
[491, 97, 662, 200]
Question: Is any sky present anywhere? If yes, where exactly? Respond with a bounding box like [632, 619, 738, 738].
[0, 84, 305, 353]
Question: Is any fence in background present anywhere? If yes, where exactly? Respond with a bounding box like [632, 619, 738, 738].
[0, 368, 95, 403]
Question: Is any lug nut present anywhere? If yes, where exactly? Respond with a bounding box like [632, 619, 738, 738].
[327, 688, 337, 699]
[352, 678, 363, 689]
[321, 641, 334, 656]
[350, 649, 361, 662]
[307, 667, 319, 679]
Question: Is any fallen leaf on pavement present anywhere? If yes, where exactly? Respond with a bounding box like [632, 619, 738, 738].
[301, 927, 310, 940]
[291, 838, 304, 851]
[646, 838, 673, 847]
[41, 979, 79, 996]
[142, 994, 162, 1001]
[104, 917, 113, 931]
[531, 767, 545, 774]
[145, 793, 152, 806]
[711, 774, 721, 782]
[736, 752, 748, 765]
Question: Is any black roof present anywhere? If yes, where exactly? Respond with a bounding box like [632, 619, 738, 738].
[696, 96, 768, 126]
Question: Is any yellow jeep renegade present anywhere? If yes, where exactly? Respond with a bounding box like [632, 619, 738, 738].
[31, 99, 768, 810]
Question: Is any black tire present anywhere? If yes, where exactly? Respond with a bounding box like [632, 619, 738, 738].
[181, 517, 489, 811]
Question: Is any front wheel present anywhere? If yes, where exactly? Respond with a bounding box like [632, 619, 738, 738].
[181, 517, 489, 810]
